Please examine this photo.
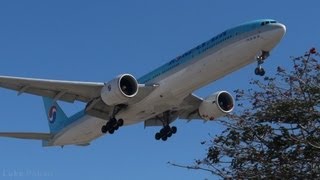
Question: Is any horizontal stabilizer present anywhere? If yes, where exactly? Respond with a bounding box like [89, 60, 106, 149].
[0, 132, 53, 140]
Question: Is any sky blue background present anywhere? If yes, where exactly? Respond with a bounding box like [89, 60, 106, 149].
[0, 1, 318, 180]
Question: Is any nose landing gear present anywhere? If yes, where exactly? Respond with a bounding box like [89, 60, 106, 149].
[254, 50, 269, 76]
[255, 66, 265, 76]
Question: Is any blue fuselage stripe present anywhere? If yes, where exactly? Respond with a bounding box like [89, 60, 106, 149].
[138, 19, 277, 84]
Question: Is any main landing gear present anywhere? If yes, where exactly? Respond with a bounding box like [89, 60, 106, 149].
[155, 125, 177, 141]
[101, 118, 124, 134]
[154, 111, 177, 141]
[101, 105, 126, 134]
[254, 50, 269, 76]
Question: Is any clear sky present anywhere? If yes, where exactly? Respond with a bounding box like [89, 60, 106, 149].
[0, 1, 318, 180]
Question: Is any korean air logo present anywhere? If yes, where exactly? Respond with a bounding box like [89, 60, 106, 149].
[48, 106, 57, 123]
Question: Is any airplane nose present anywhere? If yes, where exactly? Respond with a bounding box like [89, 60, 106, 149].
[260, 22, 286, 52]
[274, 23, 286, 38]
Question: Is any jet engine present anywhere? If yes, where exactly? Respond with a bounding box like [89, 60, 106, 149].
[101, 74, 138, 106]
[198, 91, 234, 120]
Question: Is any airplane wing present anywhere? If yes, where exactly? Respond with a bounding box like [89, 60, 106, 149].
[0, 75, 158, 104]
[144, 94, 203, 127]
[0, 75, 159, 120]
[0, 76, 104, 103]
[177, 94, 203, 120]
[0, 132, 53, 140]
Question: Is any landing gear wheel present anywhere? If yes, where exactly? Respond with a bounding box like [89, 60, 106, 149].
[161, 136, 168, 141]
[117, 119, 124, 127]
[259, 68, 265, 76]
[171, 126, 177, 134]
[254, 67, 260, 75]
[164, 125, 171, 132]
[109, 128, 115, 134]
[155, 133, 161, 140]
[101, 125, 107, 134]
[255, 67, 265, 76]
[110, 118, 117, 124]
[160, 128, 166, 134]
[255, 50, 269, 76]
[155, 125, 178, 141]
[101, 117, 125, 135]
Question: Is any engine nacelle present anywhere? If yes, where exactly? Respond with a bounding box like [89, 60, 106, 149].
[101, 74, 138, 106]
[198, 91, 234, 120]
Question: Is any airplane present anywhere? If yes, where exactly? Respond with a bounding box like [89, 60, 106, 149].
[0, 19, 285, 147]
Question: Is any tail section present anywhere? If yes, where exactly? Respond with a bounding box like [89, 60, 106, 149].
[43, 97, 68, 133]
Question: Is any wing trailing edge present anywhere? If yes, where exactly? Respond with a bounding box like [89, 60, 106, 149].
[0, 132, 53, 140]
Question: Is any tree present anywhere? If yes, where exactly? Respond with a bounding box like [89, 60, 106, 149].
[170, 48, 320, 179]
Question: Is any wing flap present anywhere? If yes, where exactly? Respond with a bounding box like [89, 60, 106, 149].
[178, 94, 203, 120]
[85, 98, 113, 119]
[85, 84, 159, 120]
[0, 132, 53, 140]
[144, 94, 204, 127]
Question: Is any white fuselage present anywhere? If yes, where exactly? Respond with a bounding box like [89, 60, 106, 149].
[50, 22, 285, 146]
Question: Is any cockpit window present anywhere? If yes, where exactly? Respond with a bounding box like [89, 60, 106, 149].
[261, 20, 277, 26]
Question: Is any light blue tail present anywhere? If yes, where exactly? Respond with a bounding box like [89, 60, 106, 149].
[43, 97, 68, 133]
